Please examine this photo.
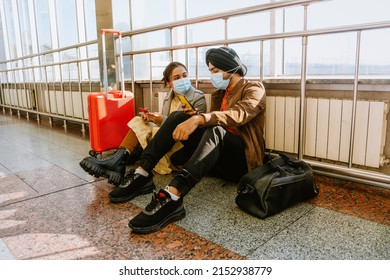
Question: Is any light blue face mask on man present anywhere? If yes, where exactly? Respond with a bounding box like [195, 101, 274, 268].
[173, 77, 191, 95]
[210, 66, 240, 90]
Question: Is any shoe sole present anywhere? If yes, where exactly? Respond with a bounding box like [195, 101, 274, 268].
[128, 205, 186, 234]
[109, 181, 156, 203]
[79, 158, 123, 186]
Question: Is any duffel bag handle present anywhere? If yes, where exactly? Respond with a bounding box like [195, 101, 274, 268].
[273, 151, 312, 170]
[238, 156, 285, 191]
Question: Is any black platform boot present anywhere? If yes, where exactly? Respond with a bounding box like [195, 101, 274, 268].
[79, 147, 129, 185]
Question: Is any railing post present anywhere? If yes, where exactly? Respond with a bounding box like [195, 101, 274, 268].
[298, 4, 308, 160]
[195, 47, 199, 89]
[260, 40, 264, 82]
[223, 17, 228, 46]
[149, 52, 153, 111]
[348, 31, 361, 168]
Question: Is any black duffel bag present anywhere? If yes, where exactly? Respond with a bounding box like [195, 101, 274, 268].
[235, 152, 319, 219]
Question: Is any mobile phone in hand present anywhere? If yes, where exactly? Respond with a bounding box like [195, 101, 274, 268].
[178, 95, 195, 111]
[138, 107, 149, 113]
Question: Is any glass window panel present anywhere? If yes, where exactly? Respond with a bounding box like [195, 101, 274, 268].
[61, 64, 69, 81]
[261, 40, 271, 77]
[0, 13, 6, 62]
[53, 64, 61, 82]
[195, 46, 224, 79]
[56, 0, 78, 47]
[131, 0, 174, 29]
[7, 69, 13, 82]
[284, 6, 304, 32]
[308, 0, 390, 29]
[4, 0, 17, 58]
[69, 63, 79, 81]
[283, 37, 301, 76]
[40, 65, 49, 82]
[21, 59, 28, 81]
[132, 30, 171, 51]
[307, 33, 356, 76]
[122, 55, 131, 80]
[34, 0, 52, 52]
[151, 51, 170, 80]
[17, 0, 32, 56]
[112, 0, 130, 31]
[187, 20, 224, 44]
[15, 70, 21, 83]
[360, 29, 390, 76]
[185, 48, 196, 78]
[186, 0, 268, 18]
[112, 0, 131, 57]
[61, 49, 77, 62]
[228, 12, 269, 39]
[172, 49, 187, 71]
[228, 42, 262, 78]
[27, 68, 34, 83]
[31, 56, 41, 81]
[133, 53, 149, 80]
[89, 60, 100, 80]
[84, 0, 97, 41]
[172, 26, 187, 46]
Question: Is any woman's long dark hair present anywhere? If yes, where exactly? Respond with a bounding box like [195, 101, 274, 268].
[161, 61, 187, 87]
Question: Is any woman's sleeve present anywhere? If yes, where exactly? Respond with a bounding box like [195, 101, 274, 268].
[193, 93, 207, 113]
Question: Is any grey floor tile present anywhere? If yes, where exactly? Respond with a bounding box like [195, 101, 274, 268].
[176, 195, 315, 257]
[13, 165, 88, 194]
[0, 139, 52, 173]
[0, 239, 16, 260]
[248, 207, 390, 260]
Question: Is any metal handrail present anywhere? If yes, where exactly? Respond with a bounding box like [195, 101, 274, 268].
[122, 20, 390, 56]
[0, 56, 98, 73]
[0, 21, 390, 72]
[0, 40, 98, 64]
[122, 0, 323, 37]
[2, 20, 390, 71]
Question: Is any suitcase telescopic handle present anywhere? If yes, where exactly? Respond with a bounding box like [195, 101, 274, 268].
[101, 29, 125, 99]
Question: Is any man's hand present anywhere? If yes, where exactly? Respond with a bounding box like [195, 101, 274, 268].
[172, 115, 204, 141]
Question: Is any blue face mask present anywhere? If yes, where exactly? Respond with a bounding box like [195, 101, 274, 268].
[210, 73, 229, 90]
[172, 77, 191, 95]
[210, 66, 240, 90]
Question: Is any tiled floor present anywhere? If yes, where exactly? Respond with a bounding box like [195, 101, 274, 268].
[0, 113, 389, 260]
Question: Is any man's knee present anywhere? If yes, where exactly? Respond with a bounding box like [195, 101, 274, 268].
[203, 126, 226, 139]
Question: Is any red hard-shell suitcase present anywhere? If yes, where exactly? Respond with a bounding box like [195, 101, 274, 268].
[87, 29, 135, 153]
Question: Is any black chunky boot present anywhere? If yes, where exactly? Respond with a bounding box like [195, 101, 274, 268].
[126, 145, 143, 165]
[79, 147, 129, 185]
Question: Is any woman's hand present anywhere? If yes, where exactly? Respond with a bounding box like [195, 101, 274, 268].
[139, 109, 149, 122]
[140, 111, 163, 125]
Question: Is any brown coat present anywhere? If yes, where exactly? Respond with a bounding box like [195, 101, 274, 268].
[201, 79, 266, 171]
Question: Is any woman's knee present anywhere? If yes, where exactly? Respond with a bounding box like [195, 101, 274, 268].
[166, 111, 189, 124]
